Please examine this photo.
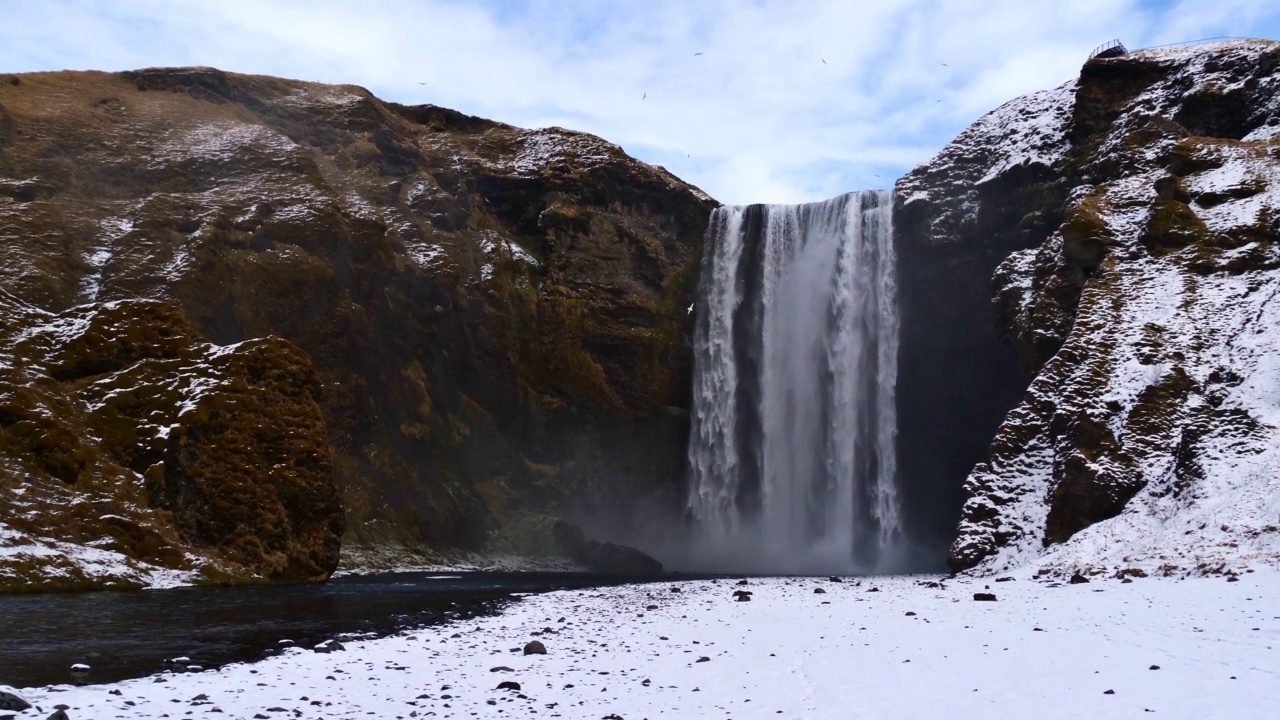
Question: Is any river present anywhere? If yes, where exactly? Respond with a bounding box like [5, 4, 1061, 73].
[0, 571, 669, 688]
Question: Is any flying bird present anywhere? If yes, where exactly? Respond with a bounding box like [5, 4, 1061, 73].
[940, 63, 949, 66]
[821, 58, 827, 65]
[643, 93, 647, 100]
[687, 303, 695, 315]
[694, 52, 704, 56]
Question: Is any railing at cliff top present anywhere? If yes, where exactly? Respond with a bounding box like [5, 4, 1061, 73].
[1088, 39, 1127, 60]
[1090, 36, 1269, 60]
[1135, 36, 1266, 52]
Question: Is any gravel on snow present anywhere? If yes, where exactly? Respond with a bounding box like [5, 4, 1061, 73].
[10, 570, 1279, 719]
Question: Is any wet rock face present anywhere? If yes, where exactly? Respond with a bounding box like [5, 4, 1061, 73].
[0, 294, 341, 590]
[893, 75, 1077, 558]
[0, 67, 715, 579]
[922, 40, 1280, 575]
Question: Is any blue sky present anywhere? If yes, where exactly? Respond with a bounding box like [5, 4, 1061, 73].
[3, 0, 1280, 204]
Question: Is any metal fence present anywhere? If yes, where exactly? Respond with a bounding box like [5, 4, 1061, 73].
[1087, 36, 1270, 62]
[1135, 36, 1262, 52]
[1088, 39, 1127, 60]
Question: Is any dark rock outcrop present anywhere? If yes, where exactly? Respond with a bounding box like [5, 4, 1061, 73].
[551, 520, 664, 574]
[0, 67, 714, 585]
[0, 293, 342, 591]
[893, 77, 1075, 558]
[903, 40, 1280, 575]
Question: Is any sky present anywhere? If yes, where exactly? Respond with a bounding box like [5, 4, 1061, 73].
[3, 0, 1280, 205]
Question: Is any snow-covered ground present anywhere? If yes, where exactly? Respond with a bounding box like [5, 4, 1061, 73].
[9, 570, 1277, 719]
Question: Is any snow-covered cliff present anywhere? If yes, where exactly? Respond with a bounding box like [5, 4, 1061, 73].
[901, 39, 1280, 577]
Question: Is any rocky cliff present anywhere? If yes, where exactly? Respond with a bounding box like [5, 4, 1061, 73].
[0, 68, 715, 588]
[900, 40, 1280, 577]
[0, 293, 341, 590]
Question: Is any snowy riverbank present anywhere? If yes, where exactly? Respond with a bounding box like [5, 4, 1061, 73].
[9, 570, 1278, 719]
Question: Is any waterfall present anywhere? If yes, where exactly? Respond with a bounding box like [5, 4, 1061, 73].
[686, 190, 900, 574]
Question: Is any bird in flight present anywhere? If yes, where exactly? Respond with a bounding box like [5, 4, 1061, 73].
[821, 58, 827, 65]
[418, 82, 428, 85]
[694, 52, 703, 56]
[643, 93, 647, 100]
[940, 63, 949, 66]
[687, 303, 695, 315]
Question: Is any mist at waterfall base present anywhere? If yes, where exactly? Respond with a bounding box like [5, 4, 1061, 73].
[667, 190, 927, 576]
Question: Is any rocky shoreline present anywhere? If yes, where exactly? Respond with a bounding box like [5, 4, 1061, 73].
[4, 569, 1275, 719]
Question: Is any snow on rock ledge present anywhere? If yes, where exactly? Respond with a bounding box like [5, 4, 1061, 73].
[0, 292, 342, 591]
[943, 39, 1280, 577]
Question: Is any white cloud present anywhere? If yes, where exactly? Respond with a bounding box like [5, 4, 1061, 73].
[2, 0, 1279, 204]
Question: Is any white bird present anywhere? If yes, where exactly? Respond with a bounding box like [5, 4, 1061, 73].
[687, 303, 695, 315]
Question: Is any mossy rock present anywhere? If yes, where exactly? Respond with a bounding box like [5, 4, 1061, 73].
[1141, 200, 1212, 254]
[1060, 197, 1115, 271]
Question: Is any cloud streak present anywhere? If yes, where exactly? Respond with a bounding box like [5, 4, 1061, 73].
[3, 0, 1279, 203]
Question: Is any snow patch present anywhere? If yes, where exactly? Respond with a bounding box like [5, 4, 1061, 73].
[153, 122, 301, 168]
[0, 521, 199, 591]
[504, 127, 623, 178]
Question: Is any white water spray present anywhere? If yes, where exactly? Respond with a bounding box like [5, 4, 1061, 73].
[686, 191, 900, 573]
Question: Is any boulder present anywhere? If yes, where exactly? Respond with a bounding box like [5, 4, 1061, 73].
[0, 687, 31, 712]
[523, 640, 547, 656]
[0, 298, 342, 590]
[551, 520, 663, 574]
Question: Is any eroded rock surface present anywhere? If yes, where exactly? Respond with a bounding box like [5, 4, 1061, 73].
[906, 40, 1280, 575]
[0, 293, 340, 590]
[0, 67, 714, 584]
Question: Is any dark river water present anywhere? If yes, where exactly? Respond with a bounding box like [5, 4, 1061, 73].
[0, 571, 670, 689]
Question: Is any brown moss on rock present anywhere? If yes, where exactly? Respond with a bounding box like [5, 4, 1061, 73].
[1142, 199, 1212, 254]
[945, 40, 1280, 574]
[0, 67, 716, 572]
[147, 338, 342, 582]
[1044, 413, 1142, 546]
[0, 293, 343, 591]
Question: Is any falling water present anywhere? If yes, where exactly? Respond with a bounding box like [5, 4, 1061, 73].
[686, 190, 900, 574]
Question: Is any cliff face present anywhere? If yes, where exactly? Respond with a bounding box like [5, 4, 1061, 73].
[0, 293, 341, 590]
[0, 68, 715, 586]
[894, 79, 1076, 558]
[901, 40, 1280, 576]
